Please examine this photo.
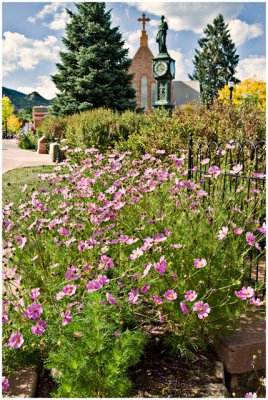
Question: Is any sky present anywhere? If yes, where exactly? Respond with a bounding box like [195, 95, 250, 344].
[2, 1, 266, 100]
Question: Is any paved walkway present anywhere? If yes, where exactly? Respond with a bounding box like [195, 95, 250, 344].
[2, 139, 54, 174]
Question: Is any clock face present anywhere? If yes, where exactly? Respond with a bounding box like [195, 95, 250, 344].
[154, 60, 168, 77]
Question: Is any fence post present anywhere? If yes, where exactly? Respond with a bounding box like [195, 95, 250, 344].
[188, 132, 193, 180]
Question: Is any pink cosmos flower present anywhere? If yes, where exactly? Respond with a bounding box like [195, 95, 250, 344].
[9, 332, 24, 349]
[249, 297, 263, 307]
[87, 280, 102, 292]
[106, 293, 116, 304]
[201, 158, 210, 165]
[235, 286, 255, 300]
[244, 393, 257, 398]
[65, 266, 79, 281]
[30, 288, 40, 299]
[15, 236, 27, 249]
[194, 258, 207, 269]
[128, 289, 139, 304]
[2, 311, 8, 324]
[61, 309, 72, 326]
[141, 284, 150, 293]
[217, 226, 229, 240]
[56, 291, 64, 300]
[31, 320, 47, 335]
[2, 376, 9, 391]
[207, 165, 221, 178]
[164, 289, 177, 302]
[154, 256, 167, 274]
[193, 301, 211, 319]
[258, 223, 266, 235]
[180, 302, 189, 314]
[197, 189, 208, 198]
[63, 284, 77, 296]
[152, 295, 163, 305]
[129, 248, 144, 260]
[246, 232, 255, 246]
[142, 263, 152, 278]
[25, 302, 43, 320]
[234, 228, 243, 235]
[99, 255, 114, 270]
[97, 275, 109, 285]
[185, 290, 197, 302]
[154, 233, 167, 243]
[57, 227, 71, 236]
[230, 164, 243, 174]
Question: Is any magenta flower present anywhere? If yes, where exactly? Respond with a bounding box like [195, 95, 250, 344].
[246, 232, 255, 246]
[97, 275, 109, 285]
[30, 288, 40, 299]
[208, 165, 221, 178]
[87, 280, 102, 292]
[2, 376, 9, 391]
[244, 393, 257, 398]
[154, 256, 167, 274]
[99, 255, 114, 270]
[128, 289, 139, 304]
[234, 228, 243, 235]
[25, 302, 43, 320]
[249, 297, 263, 307]
[129, 248, 144, 260]
[217, 226, 229, 240]
[164, 289, 177, 302]
[106, 293, 116, 304]
[15, 236, 27, 249]
[57, 227, 71, 236]
[142, 263, 152, 278]
[61, 309, 72, 326]
[185, 290, 197, 302]
[9, 332, 24, 349]
[63, 284, 77, 296]
[154, 233, 167, 243]
[230, 164, 243, 174]
[201, 158, 210, 165]
[65, 266, 79, 281]
[258, 223, 266, 235]
[235, 286, 255, 300]
[152, 295, 163, 305]
[2, 311, 8, 324]
[180, 302, 189, 314]
[141, 284, 150, 293]
[194, 258, 207, 269]
[193, 301, 211, 319]
[31, 320, 47, 335]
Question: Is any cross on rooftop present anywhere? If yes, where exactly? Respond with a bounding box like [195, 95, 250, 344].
[138, 13, 150, 31]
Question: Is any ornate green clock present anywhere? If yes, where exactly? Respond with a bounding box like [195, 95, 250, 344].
[152, 16, 175, 110]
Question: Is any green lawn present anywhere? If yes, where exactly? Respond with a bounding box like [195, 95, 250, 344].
[2, 166, 55, 205]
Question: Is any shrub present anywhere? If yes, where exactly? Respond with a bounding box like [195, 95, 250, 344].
[17, 131, 38, 150]
[2, 148, 265, 396]
[38, 115, 68, 143]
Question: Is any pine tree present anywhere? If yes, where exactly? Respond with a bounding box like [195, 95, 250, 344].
[189, 14, 239, 105]
[52, 3, 136, 115]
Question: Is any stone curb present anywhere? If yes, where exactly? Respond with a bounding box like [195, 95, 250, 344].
[3, 367, 38, 398]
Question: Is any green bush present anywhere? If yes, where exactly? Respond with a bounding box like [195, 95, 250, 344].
[37, 115, 68, 143]
[17, 131, 38, 150]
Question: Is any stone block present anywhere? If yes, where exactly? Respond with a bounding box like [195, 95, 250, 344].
[214, 361, 225, 384]
[4, 367, 38, 398]
[204, 383, 229, 398]
[49, 142, 60, 163]
[215, 316, 265, 374]
[37, 136, 47, 154]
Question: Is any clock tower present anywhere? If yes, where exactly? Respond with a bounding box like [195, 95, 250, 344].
[152, 16, 175, 110]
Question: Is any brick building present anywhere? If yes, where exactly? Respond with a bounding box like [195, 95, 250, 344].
[128, 14, 156, 112]
[32, 106, 50, 129]
[129, 14, 200, 111]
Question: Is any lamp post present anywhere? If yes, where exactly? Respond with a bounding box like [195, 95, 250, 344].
[228, 77, 235, 103]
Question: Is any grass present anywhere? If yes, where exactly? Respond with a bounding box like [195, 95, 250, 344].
[2, 166, 55, 205]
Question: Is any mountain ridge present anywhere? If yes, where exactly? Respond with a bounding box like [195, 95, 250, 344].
[2, 87, 54, 112]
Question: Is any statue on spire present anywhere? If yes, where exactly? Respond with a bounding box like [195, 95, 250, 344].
[156, 15, 168, 53]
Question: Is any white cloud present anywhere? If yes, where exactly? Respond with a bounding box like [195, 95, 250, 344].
[3, 32, 61, 76]
[18, 75, 58, 100]
[28, 3, 67, 23]
[229, 19, 263, 46]
[123, 40, 136, 58]
[128, 2, 243, 33]
[237, 56, 266, 82]
[43, 10, 70, 31]
[169, 49, 192, 81]
[126, 30, 141, 44]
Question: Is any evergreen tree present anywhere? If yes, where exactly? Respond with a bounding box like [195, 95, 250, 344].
[189, 14, 239, 105]
[52, 2, 136, 115]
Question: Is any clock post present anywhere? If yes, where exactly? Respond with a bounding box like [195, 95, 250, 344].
[152, 16, 175, 110]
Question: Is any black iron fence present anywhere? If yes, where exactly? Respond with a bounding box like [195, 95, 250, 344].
[187, 133, 266, 296]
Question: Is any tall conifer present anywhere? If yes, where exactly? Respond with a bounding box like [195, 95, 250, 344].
[189, 14, 239, 105]
[52, 2, 135, 115]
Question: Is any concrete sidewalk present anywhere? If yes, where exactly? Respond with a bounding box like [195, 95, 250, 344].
[2, 139, 54, 174]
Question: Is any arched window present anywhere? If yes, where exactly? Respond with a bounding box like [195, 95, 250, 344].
[151, 82, 156, 108]
[132, 83, 137, 102]
[141, 75, 147, 108]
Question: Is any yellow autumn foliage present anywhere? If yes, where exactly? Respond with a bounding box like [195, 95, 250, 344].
[218, 78, 266, 110]
[7, 114, 21, 133]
